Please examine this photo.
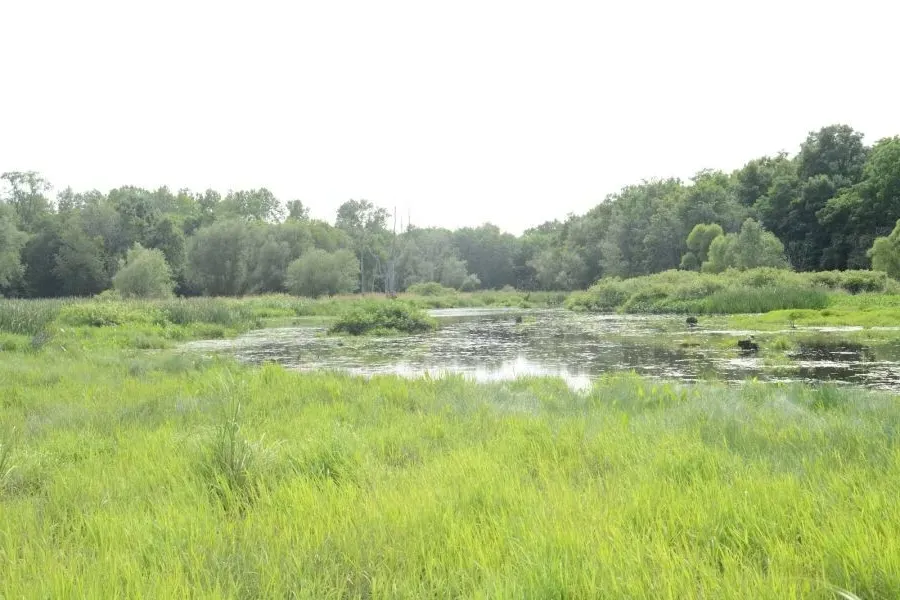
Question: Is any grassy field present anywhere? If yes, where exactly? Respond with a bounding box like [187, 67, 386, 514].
[2, 339, 900, 598]
[2, 289, 900, 597]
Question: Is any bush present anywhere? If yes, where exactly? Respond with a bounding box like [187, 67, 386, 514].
[328, 301, 437, 336]
[807, 270, 899, 294]
[112, 244, 175, 299]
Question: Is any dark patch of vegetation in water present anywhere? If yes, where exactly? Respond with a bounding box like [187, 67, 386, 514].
[328, 301, 438, 336]
[791, 336, 874, 361]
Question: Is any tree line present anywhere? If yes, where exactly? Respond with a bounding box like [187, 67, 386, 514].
[1, 124, 899, 298]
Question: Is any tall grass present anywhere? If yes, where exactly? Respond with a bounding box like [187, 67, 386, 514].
[1, 346, 899, 598]
[703, 286, 829, 313]
[0, 298, 64, 335]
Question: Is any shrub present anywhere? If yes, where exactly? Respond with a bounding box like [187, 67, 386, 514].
[328, 301, 437, 336]
[807, 270, 898, 294]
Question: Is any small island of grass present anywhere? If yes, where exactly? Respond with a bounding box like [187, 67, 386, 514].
[327, 301, 438, 336]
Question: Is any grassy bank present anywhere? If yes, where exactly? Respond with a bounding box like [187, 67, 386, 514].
[567, 268, 899, 315]
[0, 290, 567, 351]
[1, 344, 899, 598]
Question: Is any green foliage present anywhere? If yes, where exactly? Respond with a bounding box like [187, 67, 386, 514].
[808, 268, 899, 293]
[112, 244, 175, 299]
[52, 225, 109, 296]
[286, 249, 359, 298]
[216, 188, 285, 223]
[868, 219, 900, 279]
[328, 301, 438, 335]
[187, 220, 250, 296]
[0, 206, 27, 289]
[701, 219, 787, 273]
[406, 282, 458, 296]
[453, 224, 518, 289]
[567, 268, 845, 314]
[700, 232, 738, 274]
[682, 223, 723, 269]
[335, 199, 390, 292]
[1, 171, 52, 232]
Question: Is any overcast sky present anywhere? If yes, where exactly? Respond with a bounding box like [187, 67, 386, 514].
[1, 0, 898, 234]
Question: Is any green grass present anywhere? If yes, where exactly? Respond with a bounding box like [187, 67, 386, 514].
[1, 343, 900, 598]
[725, 294, 900, 330]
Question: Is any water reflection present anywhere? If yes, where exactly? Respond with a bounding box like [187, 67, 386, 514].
[182, 309, 900, 391]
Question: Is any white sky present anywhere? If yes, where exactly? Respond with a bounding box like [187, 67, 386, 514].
[1, 0, 898, 234]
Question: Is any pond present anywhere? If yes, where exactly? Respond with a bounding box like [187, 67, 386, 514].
[183, 308, 900, 391]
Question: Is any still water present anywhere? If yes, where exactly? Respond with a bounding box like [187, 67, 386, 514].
[183, 308, 900, 391]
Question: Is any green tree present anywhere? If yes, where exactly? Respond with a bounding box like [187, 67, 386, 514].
[53, 225, 110, 296]
[701, 219, 787, 273]
[642, 201, 685, 274]
[452, 224, 517, 289]
[700, 234, 737, 274]
[21, 218, 65, 297]
[286, 200, 310, 221]
[869, 219, 900, 279]
[438, 255, 469, 289]
[394, 227, 476, 290]
[678, 171, 746, 232]
[1, 171, 52, 232]
[336, 199, 389, 291]
[0, 205, 28, 291]
[680, 223, 724, 270]
[598, 179, 685, 279]
[819, 136, 900, 268]
[145, 217, 187, 287]
[529, 246, 587, 290]
[732, 153, 795, 207]
[798, 124, 868, 183]
[187, 220, 250, 296]
[286, 249, 359, 297]
[248, 237, 292, 293]
[112, 244, 175, 298]
[776, 125, 871, 270]
[217, 188, 285, 223]
[732, 218, 788, 269]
